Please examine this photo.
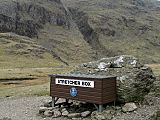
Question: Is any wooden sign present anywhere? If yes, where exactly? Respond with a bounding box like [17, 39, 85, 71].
[55, 78, 95, 88]
[49, 74, 117, 112]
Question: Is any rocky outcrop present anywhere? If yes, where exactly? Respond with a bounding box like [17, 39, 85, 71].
[0, 0, 69, 38]
[68, 8, 112, 58]
[71, 55, 156, 103]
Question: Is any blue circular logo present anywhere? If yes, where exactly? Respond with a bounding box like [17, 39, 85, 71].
[70, 87, 77, 97]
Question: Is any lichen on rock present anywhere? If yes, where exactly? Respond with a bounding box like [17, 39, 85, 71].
[71, 55, 156, 103]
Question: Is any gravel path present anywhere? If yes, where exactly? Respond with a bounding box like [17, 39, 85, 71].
[0, 96, 160, 120]
[0, 96, 67, 120]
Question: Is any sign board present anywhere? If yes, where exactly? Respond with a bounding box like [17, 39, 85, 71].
[55, 78, 95, 88]
[50, 74, 117, 110]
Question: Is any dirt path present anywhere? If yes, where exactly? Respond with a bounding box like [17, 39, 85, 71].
[0, 96, 160, 120]
[0, 96, 67, 120]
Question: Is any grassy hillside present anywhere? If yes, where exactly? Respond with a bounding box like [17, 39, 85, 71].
[0, 33, 63, 68]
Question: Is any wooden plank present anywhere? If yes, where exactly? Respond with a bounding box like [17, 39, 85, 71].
[102, 81, 116, 86]
[103, 98, 116, 104]
[51, 91, 102, 99]
[51, 89, 102, 97]
[51, 87, 102, 94]
[102, 94, 116, 100]
[103, 93, 116, 97]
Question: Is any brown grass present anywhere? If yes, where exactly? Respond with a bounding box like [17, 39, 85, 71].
[146, 64, 160, 76]
[0, 67, 74, 97]
[0, 64, 160, 98]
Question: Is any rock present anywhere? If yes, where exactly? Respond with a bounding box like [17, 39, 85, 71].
[44, 110, 53, 117]
[0, 117, 12, 120]
[82, 118, 91, 120]
[52, 110, 61, 118]
[68, 113, 81, 118]
[74, 101, 81, 106]
[98, 62, 111, 70]
[103, 114, 112, 120]
[113, 56, 124, 68]
[94, 114, 106, 120]
[62, 110, 69, 117]
[81, 111, 91, 118]
[61, 108, 67, 112]
[102, 109, 116, 120]
[0, 0, 69, 38]
[91, 111, 106, 120]
[122, 103, 138, 112]
[39, 107, 48, 114]
[71, 55, 156, 103]
[156, 111, 160, 119]
[115, 106, 121, 110]
[150, 76, 160, 97]
[72, 118, 82, 120]
[43, 101, 52, 107]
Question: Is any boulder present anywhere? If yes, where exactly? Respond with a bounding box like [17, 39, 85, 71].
[71, 55, 156, 103]
[44, 110, 53, 117]
[72, 118, 82, 120]
[52, 110, 61, 118]
[103, 109, 116, 119]
[148, 110, 160, 120]
[39, 107, 48, 114]
[81, 111, 91, 118]
[68, 113, 81, 118]
[122, 103, 138, 112]
[43, 101, 52, 107]
[62, 110, 69, 117]
[91, 111, 106, 120]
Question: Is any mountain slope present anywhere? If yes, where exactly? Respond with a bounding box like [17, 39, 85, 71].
[0, 0, 160, 67]
[0, 0, 94, 67]
[0, 33, 63, 68]
[62, 0, 160, 63]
